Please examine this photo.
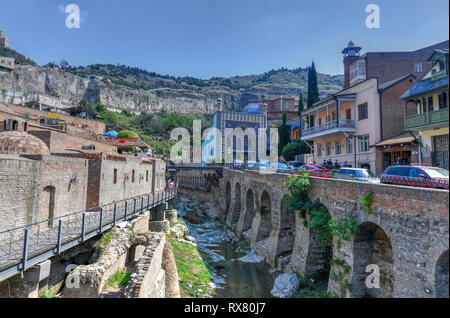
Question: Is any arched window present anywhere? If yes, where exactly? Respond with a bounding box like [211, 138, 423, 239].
[42, 186, 56, 227]
[113, 169, 118, 184]
[132, 170, 135, 183]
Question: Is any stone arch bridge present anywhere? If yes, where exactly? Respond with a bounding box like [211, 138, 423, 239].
[210, 168, 449, 298]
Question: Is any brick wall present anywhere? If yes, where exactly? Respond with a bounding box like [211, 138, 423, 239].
[23, 155, 89, 218]
[0, 156, 42, 231]
[5, 105, 106, 135]
[28, 129, 117, 153]
[380, 75, 417, 140]
[86, 156, 164, 208]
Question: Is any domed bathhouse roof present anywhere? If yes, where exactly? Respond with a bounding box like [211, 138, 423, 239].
[0, 118, 50, 155]
[0, 131, 50, 155]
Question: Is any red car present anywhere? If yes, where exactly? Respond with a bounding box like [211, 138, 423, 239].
[291, 164, 333, 178]
[380, 165, 449, 190]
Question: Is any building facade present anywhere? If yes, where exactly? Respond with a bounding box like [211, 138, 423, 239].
[0, 30, 9, 49]
[301, 40, 448, 174]
[402, 49, 449, 169]
[0, 57, 14, 72]
[202, 100, 267, 163]
[262, 97, 299, 127]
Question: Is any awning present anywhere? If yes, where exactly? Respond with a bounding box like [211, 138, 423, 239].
[374, 133, 418, 147]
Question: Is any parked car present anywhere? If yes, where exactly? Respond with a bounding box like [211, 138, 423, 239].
[277, 163, 291, 174]
[247, 161, 259, 168]
[233, 159, 244, 167]
[291, 164, 333, 178]
[288, 161, 304, 171]
[334, 168, 378, 183]
[380, 166, 449, 190]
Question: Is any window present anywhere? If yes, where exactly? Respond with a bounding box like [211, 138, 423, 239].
[439, 91, 448, 109]
[326, 142, 331, 156]
[331, 112, 336, 121]
[346, 109, 351, 120]
[146, 170, 149, 182]
[347, 138, 353, 154]
[358, 103, 368, 120]
[318, 118, 322, 125]
[415, 62, 422, 73]
[359, 136, 370, 153]
[409, 168, 424, 178]
[336, 141, 342, 155]
[422, 97, 427, 113]
[113, 169, 118, 184]
[317, 144, 322, 157]
[428, 96, 434, 112]
[132, 170, 135, 183]
[309, 115, 315, 128]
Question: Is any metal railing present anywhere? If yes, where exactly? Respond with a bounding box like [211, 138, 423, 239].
[0, 187, 177, 282]
[302, 119, 356, 137]
[405, 108, 449, 130]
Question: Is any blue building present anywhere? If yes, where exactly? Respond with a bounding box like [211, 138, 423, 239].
[202, 99, 268, 163]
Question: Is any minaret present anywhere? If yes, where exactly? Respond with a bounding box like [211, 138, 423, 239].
[342, 41, 362, 89]
[216, 98, 223, 111]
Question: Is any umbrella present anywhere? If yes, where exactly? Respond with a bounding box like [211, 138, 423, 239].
[103, 130, 118, 138]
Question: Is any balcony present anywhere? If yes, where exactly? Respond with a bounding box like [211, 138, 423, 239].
[431, 69, 448, 81]
[405, 108, 449, 131]
[301, 119, 356, 140]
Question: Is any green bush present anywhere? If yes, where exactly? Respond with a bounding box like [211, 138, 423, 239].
[282, 141, 310, 162]
[118, 130, 139, 139]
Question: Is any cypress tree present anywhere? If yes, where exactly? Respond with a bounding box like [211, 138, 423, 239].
[278, 111, 290, 155]
[298, 92, 304, 115]
[307, 61, 320, 108]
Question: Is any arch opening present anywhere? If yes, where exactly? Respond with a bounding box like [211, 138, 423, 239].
[435, 250, 449, 298]
[41, 186, 56, 227]
[243, 189, 255, 233]
[256, 190, 272, 242]
[224, 181, 231, 219]
[231, 182, 241, 227]
[352, 222, 394, 298]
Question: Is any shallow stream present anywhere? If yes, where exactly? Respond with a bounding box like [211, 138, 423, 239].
[178, 198, 275, 298]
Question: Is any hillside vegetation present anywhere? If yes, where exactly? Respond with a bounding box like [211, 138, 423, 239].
[90, 102, 212, 154]
[65, 64, 343, 110]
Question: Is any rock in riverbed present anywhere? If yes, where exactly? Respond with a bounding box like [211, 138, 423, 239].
[270, 273, 299, 298]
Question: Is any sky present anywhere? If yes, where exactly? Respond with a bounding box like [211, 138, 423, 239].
[1, 0, 449, 79]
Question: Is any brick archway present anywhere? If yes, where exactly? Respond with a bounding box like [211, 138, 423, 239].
[242, 188, 255, 233]
[435, 250, 449, 298]
[352, 222, 394, 298]
[224, 181, 231, 217]
[256, 190, 272, 242]
[230, 182, 241, 227]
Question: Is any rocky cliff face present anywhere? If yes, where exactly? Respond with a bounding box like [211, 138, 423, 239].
[0, 64, 343, 114]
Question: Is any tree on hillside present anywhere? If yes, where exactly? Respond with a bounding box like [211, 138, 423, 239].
[281, 140, 310, 162]
[307, 61, 320, 108]
[298, 92, 304, 115]
[278, 111, 291, 155]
